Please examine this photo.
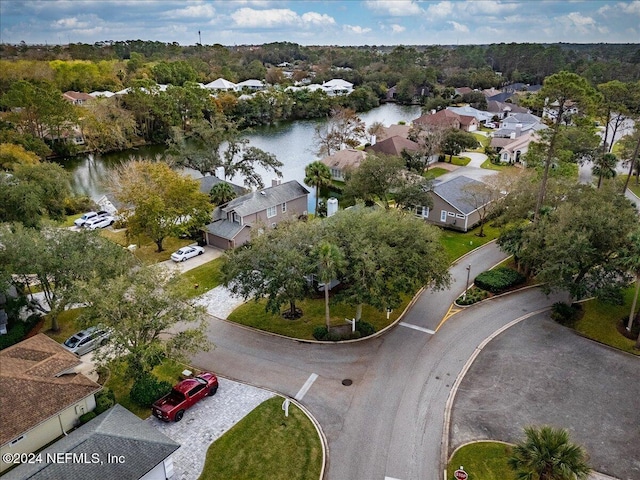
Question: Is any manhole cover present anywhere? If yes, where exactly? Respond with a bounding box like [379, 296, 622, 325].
[342, 379, 353, 386]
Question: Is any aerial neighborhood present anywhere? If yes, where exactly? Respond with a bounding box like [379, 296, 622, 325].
[0, 10, 639, 480]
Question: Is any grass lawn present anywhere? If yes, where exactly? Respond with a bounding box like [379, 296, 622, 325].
[448, 442, 514, 480]
[57, 213, 83, 228]
[450, 156, 471, 166]
[424, 167, 449, 179]
[104, 359, 187, 418]
[100, 229, 193, 265]
[44, 308, 82, 343]
[472, 133, 490, 149]
[576, 287, 639, 355]
[198, 397, 322, 480]
[227, 294, 411, 340]
[178, 257, 226, 298]
[440, 223, 501, 263]
[480, 159, 511, 171]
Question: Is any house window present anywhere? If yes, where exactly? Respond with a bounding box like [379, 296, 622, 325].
[267, 206, 277, 218]
[415, 206, 429, 218]
[282, 202, 287, 213]
[10, 435, 25, 445]
[233, 212, 240, 223]
[447, 212, 455, 217]
[456, 213, 465, 219]
[440, 210, 447, 222]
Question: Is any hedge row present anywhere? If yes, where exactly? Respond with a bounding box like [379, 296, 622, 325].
[313, 320, 376, 341]
[474, 267, 525, 294]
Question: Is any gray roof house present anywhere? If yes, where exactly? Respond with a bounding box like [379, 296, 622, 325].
[415, 176, 491, 232]
[197, 175, 248, 197]
[204, 179, 309, 249]
[3, 404, 180, 480]
[493, 112, 545, 139]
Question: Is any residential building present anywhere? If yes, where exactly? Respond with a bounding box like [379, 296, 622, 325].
[62, 91, 94, 106]
[493, 112, 545, 139]
[373, 124, 411, 143]
[486, 100, 529, 119]
[454, 87, 473, 96]
[89, 90, 115, 98]
[203, 179, 309, 249]
[447, 106, 493, 124]
[320, 148, 367, 181]
[197, 176, 248, 198]
[3, 405, 180, 480]
[496, 131, 538, 164]
[413, 109, 478, 132]
[0, 334, 101, 473]
[365, 135, 419, 157]
[321, 79, 353, 96]
[236, 79, 265, 91]
[203, 78, 238, 92]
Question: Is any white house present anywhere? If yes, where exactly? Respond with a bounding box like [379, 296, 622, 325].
[321, 79, 354, 96]
[204, 78, 238, 92]
[236, 79, 265, 91]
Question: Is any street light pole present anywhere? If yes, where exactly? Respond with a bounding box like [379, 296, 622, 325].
[463, 264, 471, 300]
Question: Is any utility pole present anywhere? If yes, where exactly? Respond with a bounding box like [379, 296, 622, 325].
[463, 265, 471, 299]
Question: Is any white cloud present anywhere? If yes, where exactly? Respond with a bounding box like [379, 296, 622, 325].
[390, 24, 406, 33]
[162, 4, 216, 19]
[426, 1, 454, 18]
[344, 24, 372, 34]
[300, 12, 336, 26]
[619, 0, 640, 15]
[52, 17, 91, 30]
[565, 11, 596, 32]
[463, 0, 518, 16]
[448, 21, 469, 33]
[364, 0, 423, 16]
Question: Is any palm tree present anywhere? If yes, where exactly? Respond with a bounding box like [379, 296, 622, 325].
[316, 241, 344, 332]
[508, 426, 591, 480]
[209, 182, 236, 206]
[592, 153, 618, 188]
[304, 161, 332, 216]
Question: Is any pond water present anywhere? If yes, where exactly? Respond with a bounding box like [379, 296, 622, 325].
[64, 103, 423, 211]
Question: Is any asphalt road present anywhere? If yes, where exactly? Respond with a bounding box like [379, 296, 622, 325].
[190, 241, 636, 480]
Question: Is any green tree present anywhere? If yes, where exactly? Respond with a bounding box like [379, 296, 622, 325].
[304, 161, 332, 215]
[76, 267, 210, 379]
[209, 182, 237, 206]
[0, 143, 40, 170]
[315, 241, 345, 331]
[619, 229, 640, 335]
[592, 153, 618, 188]
[313, 107, 366, 157]
[0, 226, 133, 331]
[109, 161, 212, 252]
[508, 426, 591, 480]
[343, 153, 405, 209]
[80, 97, 139, 153]
[442, 129, 479, 161]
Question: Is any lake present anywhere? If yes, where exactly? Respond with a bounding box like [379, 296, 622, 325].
[65, 103, 423, 212]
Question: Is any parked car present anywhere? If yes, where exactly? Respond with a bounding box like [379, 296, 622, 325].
[170, 245, 204, 262]
[63, 327, 110, 356]
[84, 215, 115, 230]
[152, 372, 218, 422]
[485, 122, 496, 129]
[74, 211, 108, 227]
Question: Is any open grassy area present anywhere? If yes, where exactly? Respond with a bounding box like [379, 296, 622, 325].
[448, 442, 514, 480]
[198, 397, 322, 480]
[178, 257, 226, 298]
[576, 287, 639, 355]
[450, 156, 471, 166]
[57, 213, 83, 228]
[227, 294, 411, 340]
[424, 167, 449, 179]
[104, 359, 187, 418]
[100, 229, 193, 264]
[472, 133, 490, 150]
[44, 308, 82, 343]
[440, 223, 501, 263]
[481, 159, 511, 170]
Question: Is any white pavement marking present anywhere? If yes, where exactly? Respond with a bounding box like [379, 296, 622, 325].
[385, 477, 403, 480]
[294, 373, 318, 401]
[399, 322, 435, 335]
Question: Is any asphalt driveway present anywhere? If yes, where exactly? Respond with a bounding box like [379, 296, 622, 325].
[450, 314, 640, 479]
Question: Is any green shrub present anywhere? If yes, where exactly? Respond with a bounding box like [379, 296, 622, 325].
[79, 411, 97, 424]
[474, 267, 525, 294]
[129, 373, 172, 407]
[94, 388, 116, 415]
[0, 314, 42, 350]
[64, 196, 96, 215]
[355, 320, 375, 337]
[456, 286, 490, 305]
[312, 325, 365, 341]
[551, 302, 581, 326]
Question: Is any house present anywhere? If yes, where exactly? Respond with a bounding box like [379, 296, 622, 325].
[481, 87, 502, 98]
[197, 175, 248, 198]
[366, 135, 419, 157]
[496, 131, 538, 164]
[493, 112, 545, 139]
[447, 106, 493, 124]
[62, 91, 94, 106]
[203, 78, 238, 92]
[413, 110, 478, 132]
[321, 79, 353, 96]
[89, 90, 115, 98]
[454, 87, 473, 96]
[416, 176, 491, 232]
[203, 179, 309, 249]
[236, 79, 265, 91]
[3, 405, 180, 480]
[0, 334, 102, 473]
[486, 100, 529, 119]
[374, 124, 411, 142]
[320, 148, 367, 181]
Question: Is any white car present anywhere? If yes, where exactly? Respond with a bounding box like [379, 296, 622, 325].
[74, 211, 108, 227]
[171, 246, 205, 262]
[84, 215, 115, 230]
[485, 122, 496, 129]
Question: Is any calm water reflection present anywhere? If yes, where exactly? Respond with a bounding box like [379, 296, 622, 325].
[65, 103, 422, 211]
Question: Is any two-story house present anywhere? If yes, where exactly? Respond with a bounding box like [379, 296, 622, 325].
[203, 179, 309, 249]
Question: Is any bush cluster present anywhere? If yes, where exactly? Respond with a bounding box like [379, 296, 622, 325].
[129, 373, 173, 407]
[0, 314, 42, 351]
[474, 267, 525, 294]
[456, 286, 490, 305]
[94, 387, 116, 415]
[79, 411, 97, 424]
[312, 320, 376, 341]
[550, 302, 582, 326]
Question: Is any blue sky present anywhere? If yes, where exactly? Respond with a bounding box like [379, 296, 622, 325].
[1, 1, 639, 46]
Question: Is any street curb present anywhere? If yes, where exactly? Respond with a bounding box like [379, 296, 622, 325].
[440, 307, 552, 478]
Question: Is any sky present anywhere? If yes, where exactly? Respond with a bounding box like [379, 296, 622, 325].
[1, 0, 639, 47]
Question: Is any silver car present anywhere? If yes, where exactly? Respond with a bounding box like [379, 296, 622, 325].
[63, 327, 110, 356]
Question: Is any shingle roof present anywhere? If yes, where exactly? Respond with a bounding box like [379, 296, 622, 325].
[375, 124, 411, 141]
[0, 334, 101, 446]
[197, 176, 247, 197]
[366, 136, 419, 156]
[320, 149, 367, 171]
[432, 176, 488, 215]
[3, 405, 180, 480]
[204, 219, 248, 240]
[221, 180, 309, 218]
[414, 109, 461, 128]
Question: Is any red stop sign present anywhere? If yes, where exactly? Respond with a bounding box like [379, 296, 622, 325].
[454, 469, 468, 480]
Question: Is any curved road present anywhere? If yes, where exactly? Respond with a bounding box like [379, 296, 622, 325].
[189, 242, 597, 479]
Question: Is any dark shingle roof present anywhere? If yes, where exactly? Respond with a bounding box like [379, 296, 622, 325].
[3, 405, 180, 480]
[366, 136, 419, 156]
[433, 176, 487, 215]
[197, 176, 247, 197]
[204, 219, 248, 240]
[221, 180, 309, 218]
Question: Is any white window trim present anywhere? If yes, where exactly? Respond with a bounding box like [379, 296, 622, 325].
[267, 206, 277, 218]
[440, 210, 447, 222]
[282, 202, 287, 213]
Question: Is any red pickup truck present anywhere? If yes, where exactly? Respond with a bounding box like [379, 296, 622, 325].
[152, 372, 218, 422]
